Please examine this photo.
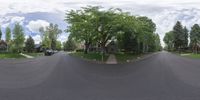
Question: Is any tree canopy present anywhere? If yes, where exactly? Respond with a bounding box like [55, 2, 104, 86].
[65, 6, 161, 54]
[12, 23, 25, 53]
[39, 23, 62, 50]
[25, 36, 35, 53]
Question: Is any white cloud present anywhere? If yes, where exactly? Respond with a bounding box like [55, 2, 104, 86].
[58, 33, 68, 43]
[26, 20, 50, 33]
[145, 8, 200, 46]
[10, 16, 25, 24]
[1, 0, 200, 46]
[1, 23, 10, 28]
[32, 35, 42, 44]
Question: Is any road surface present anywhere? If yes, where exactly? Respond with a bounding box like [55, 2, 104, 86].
[0, 51, 200, 100]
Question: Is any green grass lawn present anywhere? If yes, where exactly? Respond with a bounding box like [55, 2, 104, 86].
[0, 53, 25, 59]
[115, 52, 141, 63]
[69, 52, 109, 62]
[24, 53, 44, 57]
[180, 53, 200, 59]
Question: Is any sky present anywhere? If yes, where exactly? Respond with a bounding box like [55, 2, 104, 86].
[1, 0, 200, 46]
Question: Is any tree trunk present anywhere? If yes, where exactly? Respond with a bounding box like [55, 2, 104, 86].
[99, 42, 106, 61]
[84, 42, 90, 54]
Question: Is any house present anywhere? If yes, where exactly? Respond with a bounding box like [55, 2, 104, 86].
[35, 44, 43, 52]
[0, 40, 7, 52]
[87, 40, 118, 54]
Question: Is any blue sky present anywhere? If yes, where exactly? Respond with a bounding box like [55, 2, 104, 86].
[1, 0, 200, 46]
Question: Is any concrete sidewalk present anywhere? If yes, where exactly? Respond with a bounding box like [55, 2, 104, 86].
[106, 54, 117, 64]
[20, 53, 34, 58]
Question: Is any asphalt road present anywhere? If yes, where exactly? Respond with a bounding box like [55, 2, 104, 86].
[0, 51, 200, 100]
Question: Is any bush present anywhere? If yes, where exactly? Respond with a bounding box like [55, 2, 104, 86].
[76, 49, 84, 52]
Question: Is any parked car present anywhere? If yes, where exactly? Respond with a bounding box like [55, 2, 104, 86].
[44, 49, 54, 56]
[53, 50, 58, 54]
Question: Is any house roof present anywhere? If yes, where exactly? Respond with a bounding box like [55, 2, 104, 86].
[35, 44, 41, 48]
[0, 40, 7, 46]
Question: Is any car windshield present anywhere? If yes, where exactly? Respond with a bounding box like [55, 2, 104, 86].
[0, 0, 200, 100]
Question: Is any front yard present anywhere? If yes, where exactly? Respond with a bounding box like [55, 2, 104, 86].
[0, 53, 25, 59]
[180, 53, 200, 59]
[115, 52, 142, 63]
[69, 51, 147, 63]
[69, 52, 109, 62]
[0, 52, 44, 59]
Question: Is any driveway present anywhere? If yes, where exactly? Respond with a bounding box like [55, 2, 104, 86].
[0, 51, 200, 100]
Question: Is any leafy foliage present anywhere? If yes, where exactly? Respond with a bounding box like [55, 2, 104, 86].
[190, 24, 200, 53]
[25, 36, 35, 53]
[40, 23, 62, 50]
[164, 31, 174, 51]
[0, 27, 2, 40]
[56, 41, 62, 51]
[173, 21, 185, 51]
[12, 23, 25, 53]
[64, 39, 77, 51]
[65, 6, 161, 54]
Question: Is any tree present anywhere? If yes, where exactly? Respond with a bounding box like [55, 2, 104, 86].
[5, 27, 11, 43]
[56, 41, 62, 51]
[66, 6, 160, 54]
[46, 23, 62, 50]
[137, 17, 157, 53]
[64, 39, 77, 51]
[40, 23, 62, 50]
[12, 23, 25, 53]
[65, 6, 99, 54]
[5, 27, 11, 51]
[25, 36, 35, 53]
[95, 8, 121, 54]
[39, 27, 50, 49]
[150, 33, 162, 51]
[183, 26, 188, 49]
[116, 14, 138, 52]
[190, 24, 200, 53]
[0, 27, 2, 40]
[173, 21, 184, 52]
[164, 31, 174, 51]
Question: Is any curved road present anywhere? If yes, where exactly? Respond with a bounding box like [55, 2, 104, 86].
[0, 51, 200, 100]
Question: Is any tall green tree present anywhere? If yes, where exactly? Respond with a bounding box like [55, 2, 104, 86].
[5, 27, 11, 52]
[183, 26, 188, 49]
[116, 14, 138, 52]
[164, 31, 174, 51]
[46, 23, 62, 50]
[173, 21, 184, 51]
[95, 8, 121, 54]
[5, 27, 11, 43]
[151, 34, 162, 51]
[12, 23, 25, 53]
[66, 6, 160, 54]
[39, 27, 50, 49]
[65, 6, 99, 53]
[56, 41, 62, 51]
[25, 36, 35, 53]
[64, 39, 77, 51]
[40, 23, 62, 50]
[190, 24, 200, 53]
[137, 16, 156, 53]
[0, 27, 2, 40]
